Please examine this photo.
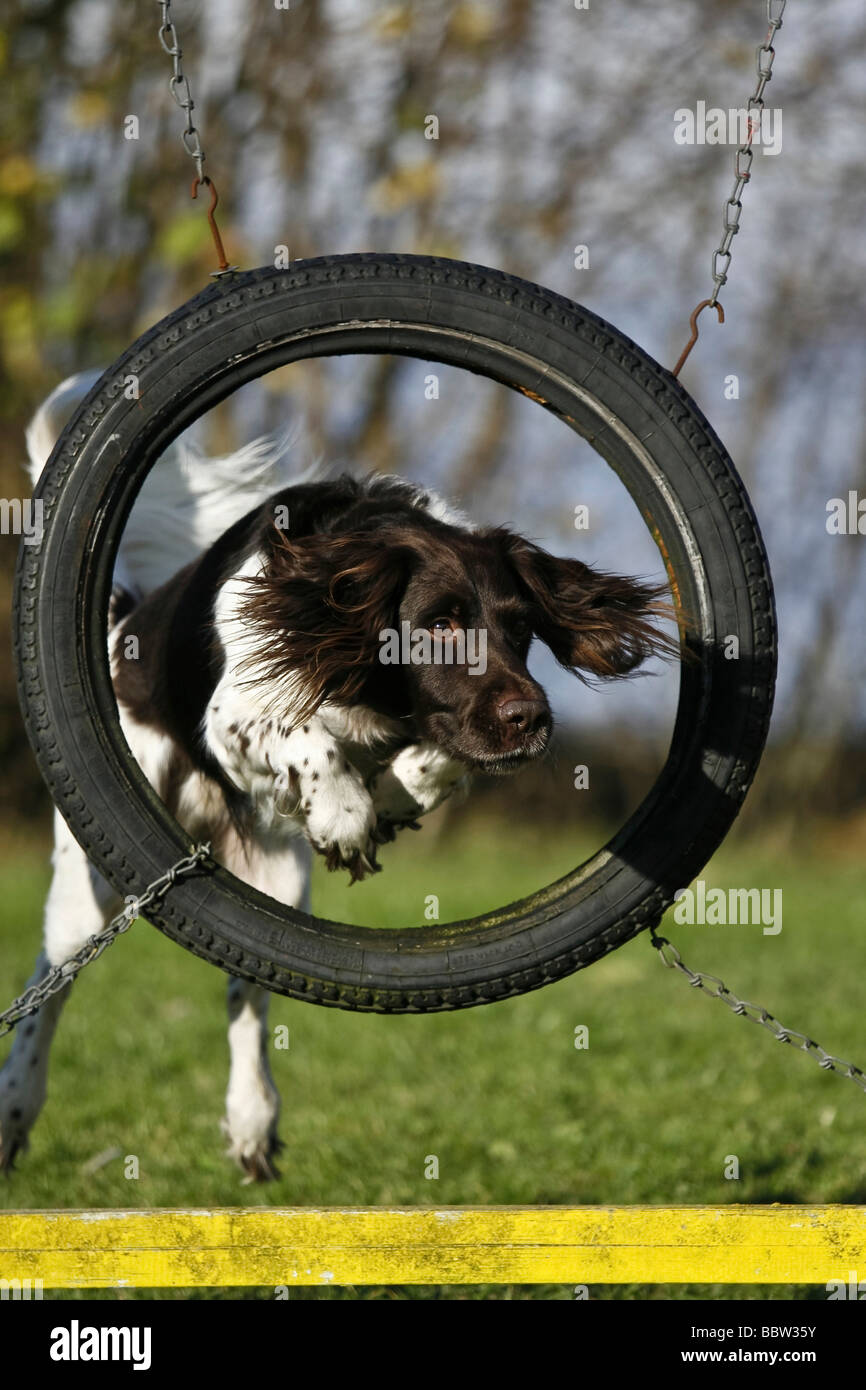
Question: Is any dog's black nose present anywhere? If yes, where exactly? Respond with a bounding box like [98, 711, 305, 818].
[497, 698, 548, 734]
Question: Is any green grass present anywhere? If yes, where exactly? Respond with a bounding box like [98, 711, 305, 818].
[1, 818, 863, 1300]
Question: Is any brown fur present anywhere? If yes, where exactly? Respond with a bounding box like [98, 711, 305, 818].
[238, 516, 677, 731]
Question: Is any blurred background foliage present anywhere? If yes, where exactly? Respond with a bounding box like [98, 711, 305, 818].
[1, 0, 865, 837]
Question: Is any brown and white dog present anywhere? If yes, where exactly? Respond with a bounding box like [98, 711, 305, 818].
[0, 372, 671, 1180]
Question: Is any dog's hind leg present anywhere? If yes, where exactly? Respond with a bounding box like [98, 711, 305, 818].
[0, 812, 121, 1171]
[223, 976, 283, 1183]
[219, 827, 311, 1183]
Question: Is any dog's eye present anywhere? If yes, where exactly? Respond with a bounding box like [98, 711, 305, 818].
[430, 617, 459, 634]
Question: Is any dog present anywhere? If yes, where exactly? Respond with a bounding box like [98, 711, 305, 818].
[0, 372, 672, 1180]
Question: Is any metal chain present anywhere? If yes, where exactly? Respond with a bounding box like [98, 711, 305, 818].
[155, 1, 234, 274]
[707, 0, 786, 307]
[156, 0, 205, 183]
[672, 0, 787, 376]
[651, 931, 866, 1096]
[0, 844, 212, 1041]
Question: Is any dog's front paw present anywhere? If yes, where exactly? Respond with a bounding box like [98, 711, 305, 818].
[371, 743, 468, 828]
[306, 788, 380, 883]
[313, 839, 382, 883]
[371, 813, 422, 846]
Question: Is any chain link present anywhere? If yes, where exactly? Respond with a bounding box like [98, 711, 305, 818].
[156, 0, 205, 183]
[0, 844, 212, 1041]
[708, 0, 786, 306]
[672, 1, 787, 375]
[651, 930, 866, 1096]
[155, 1, 234, 274]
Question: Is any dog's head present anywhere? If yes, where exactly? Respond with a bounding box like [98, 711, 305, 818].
[246, 510, 675, 773]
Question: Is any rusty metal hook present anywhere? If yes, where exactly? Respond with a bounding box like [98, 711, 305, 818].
[191, 175, 232, 275]
[671, 298, 725, 378]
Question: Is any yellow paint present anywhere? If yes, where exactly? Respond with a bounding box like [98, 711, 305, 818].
[647, 517, 685, 618]
[516, 386, 548, 406]
[1, 1206, 864, 1288]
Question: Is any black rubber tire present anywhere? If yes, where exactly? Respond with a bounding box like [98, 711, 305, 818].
[14, 253, 776, 1013]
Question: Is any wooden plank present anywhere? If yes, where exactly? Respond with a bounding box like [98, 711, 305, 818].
[1, 1206, 864, 1288]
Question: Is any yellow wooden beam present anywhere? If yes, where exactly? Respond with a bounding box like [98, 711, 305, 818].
[1, 1206, 864, 1288]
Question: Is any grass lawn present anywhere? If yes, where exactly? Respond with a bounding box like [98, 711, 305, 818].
[0, 816, 863, 1300]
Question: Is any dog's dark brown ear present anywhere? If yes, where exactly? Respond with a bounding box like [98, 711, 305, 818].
[243, 527, 413, 716]
[505, 536, 677, 678]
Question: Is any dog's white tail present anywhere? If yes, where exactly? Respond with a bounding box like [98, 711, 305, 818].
[26, 371, 316, 600]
